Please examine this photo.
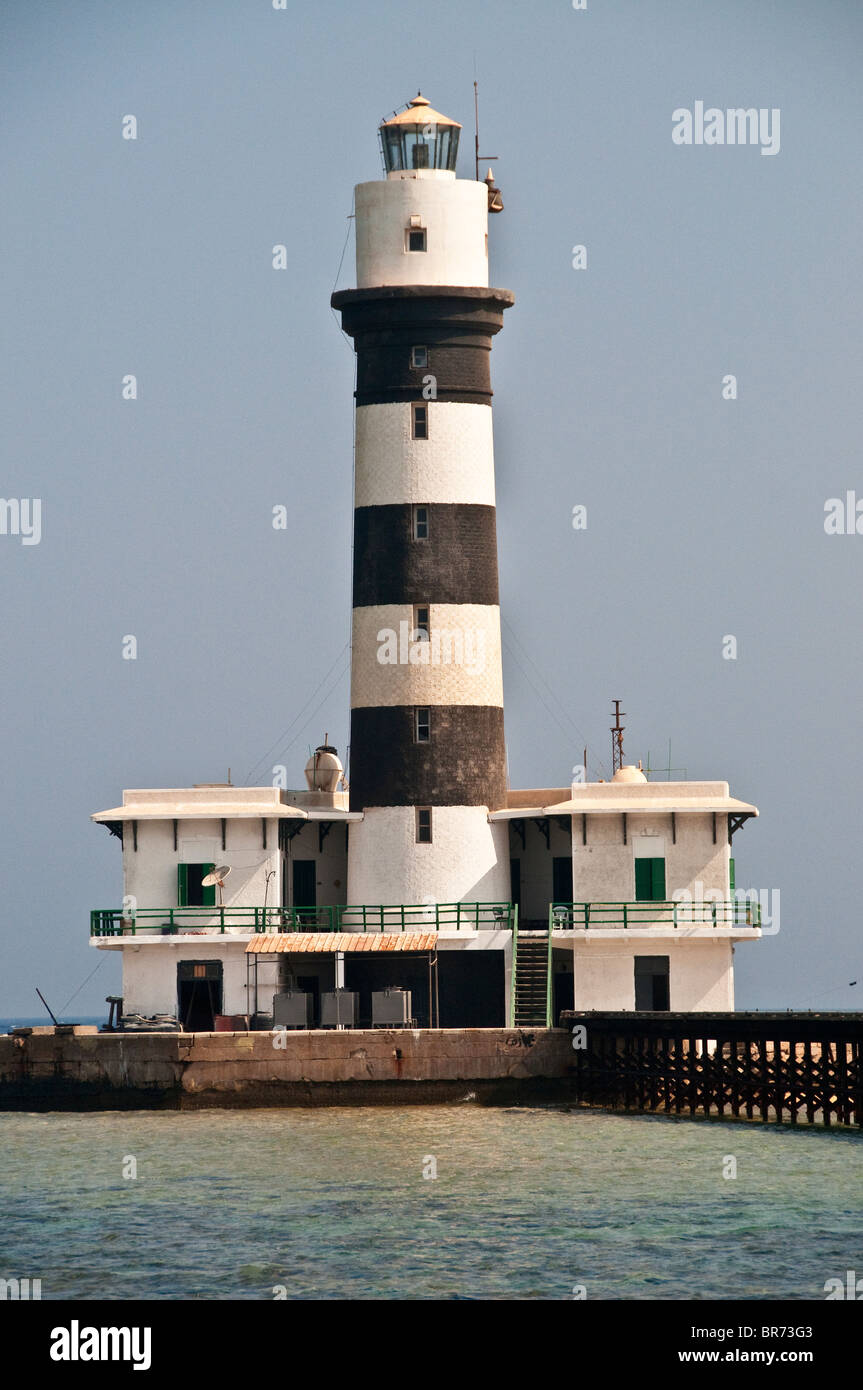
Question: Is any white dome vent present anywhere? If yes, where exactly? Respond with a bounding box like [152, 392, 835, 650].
[612, 764, 647, 784]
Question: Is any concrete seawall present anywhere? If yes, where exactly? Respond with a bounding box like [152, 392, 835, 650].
[0, 1028, 577, 1111]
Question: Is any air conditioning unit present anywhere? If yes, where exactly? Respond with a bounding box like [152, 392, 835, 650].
[372, 988, 412, 1026]
[320, 990, 358, 1028]
[273, 990, 313, 1028]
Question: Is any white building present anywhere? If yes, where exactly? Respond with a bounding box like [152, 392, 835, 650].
[90, 95, 762, 1030]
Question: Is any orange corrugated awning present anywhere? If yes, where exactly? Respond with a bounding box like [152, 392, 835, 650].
[245, 933, 437, 954]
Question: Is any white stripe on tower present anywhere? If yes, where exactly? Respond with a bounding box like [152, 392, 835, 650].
[353, 402, 496, 509]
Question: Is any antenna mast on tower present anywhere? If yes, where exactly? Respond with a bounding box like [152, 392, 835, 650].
[610, 700, 626, 775]
[473, 80, 502, 207]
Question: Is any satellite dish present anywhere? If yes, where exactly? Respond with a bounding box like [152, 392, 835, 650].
[201, 865, 231, 906]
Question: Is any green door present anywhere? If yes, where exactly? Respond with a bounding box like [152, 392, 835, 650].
[635, 857, 666, 902]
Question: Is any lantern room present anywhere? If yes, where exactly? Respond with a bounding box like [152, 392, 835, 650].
[380, 94, 461, 176]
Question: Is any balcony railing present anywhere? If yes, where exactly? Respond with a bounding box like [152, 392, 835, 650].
[90, 901, 517, 937]
[549, 900, 762, 931]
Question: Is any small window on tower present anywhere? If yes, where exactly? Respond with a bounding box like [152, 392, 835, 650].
[411, 403, 428, 440]
[406, 227, 427, 253]
[415, 708, 431, 743]
[411, 345, 428, 368]
[412, 505, 429, 540]
[416, 807, 433, 843]
[413, 604, 430, 640]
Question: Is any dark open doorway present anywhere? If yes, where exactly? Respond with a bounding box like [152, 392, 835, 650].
[634, 955, 670, 1010]
[177, 960, 223, 1031]
[292, 859, 317, 910]
[552, 855, 573, 903]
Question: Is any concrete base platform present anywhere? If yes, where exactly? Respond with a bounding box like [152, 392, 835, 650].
[0, 1028, 577, 1111]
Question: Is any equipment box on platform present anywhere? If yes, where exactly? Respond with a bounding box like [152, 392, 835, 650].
[320, 990, 358, 1028]
[372, 988, 413, 1026]
[273, 991, 314, 1028]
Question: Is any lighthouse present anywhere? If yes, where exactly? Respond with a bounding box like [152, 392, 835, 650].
[332, 94, 515, 908]
[91, 91, 764, 1033]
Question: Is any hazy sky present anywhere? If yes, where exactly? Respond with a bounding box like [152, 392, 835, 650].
[2, 0, 861, 1016]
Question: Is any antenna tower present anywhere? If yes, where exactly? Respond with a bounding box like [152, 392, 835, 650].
[610, 700, 626, 775]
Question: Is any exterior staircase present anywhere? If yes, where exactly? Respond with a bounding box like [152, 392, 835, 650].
[511, 926, 552, 1027]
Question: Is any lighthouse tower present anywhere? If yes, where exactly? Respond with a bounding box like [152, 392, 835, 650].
[333, 94, 514, 908]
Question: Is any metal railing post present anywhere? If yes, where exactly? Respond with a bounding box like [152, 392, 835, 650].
[509, 910, 518, 1028]
[546, 915, 554, 1027]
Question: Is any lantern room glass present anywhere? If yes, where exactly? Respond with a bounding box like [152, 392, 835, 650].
[382, 123, 459, 173]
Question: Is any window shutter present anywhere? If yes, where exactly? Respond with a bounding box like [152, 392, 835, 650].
[635, 858, 666, 901]
[201, 864, 216, 908]
[651, 858, 666, 901]
[635, 859, 652, 901]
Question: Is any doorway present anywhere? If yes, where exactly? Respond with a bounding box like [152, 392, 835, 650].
[510, 858, 521, 909]
[552, 855, 573, 904]
[634, 955, 670, 1011]
[177, 960, 223, 1031]
[293, 859, 317, 913]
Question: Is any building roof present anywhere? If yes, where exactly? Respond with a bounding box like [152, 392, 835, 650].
[92, 802, 308, 822]
[380, 94, 461, 129]
[91, 786, 362, 823]
[246, 933, 437, 954]
[491, 781, 758, 820]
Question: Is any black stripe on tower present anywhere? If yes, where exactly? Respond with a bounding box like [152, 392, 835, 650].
[349, 706, 507, 811]
[355, 335, 491, 406]
[331, 286, 514, 407]
[353, 504, 499, 608]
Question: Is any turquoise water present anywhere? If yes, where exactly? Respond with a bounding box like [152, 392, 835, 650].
[1, 1106, 860, 1300]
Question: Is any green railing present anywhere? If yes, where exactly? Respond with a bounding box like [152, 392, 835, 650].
[89, 906, 327, 936]
[90, 901, 516, 937]
[549, 899, 762, 931]
[509, 912, 519, 1027]
[335, 902, 514, 932]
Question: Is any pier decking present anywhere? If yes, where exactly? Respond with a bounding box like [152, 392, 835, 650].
[563, 1011, 863, 1127]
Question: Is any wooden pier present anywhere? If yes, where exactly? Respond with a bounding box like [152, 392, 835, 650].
[562, 1011, 863, 1126]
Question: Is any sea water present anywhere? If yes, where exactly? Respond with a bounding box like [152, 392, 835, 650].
[0, 1106, 859, 1300]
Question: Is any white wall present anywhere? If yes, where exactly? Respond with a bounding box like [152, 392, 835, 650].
[572, 938, 734, 1011]
[355, 177, 488, 289]
[347, 807, 511, 907]
[121, 818, 282, 928]
[120, 941, 251, 1018]
[572, 813, 730, 902]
